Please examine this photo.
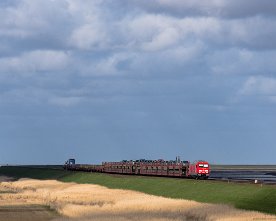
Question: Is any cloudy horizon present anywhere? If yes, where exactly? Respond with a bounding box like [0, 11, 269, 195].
[1, 0, 276, 165]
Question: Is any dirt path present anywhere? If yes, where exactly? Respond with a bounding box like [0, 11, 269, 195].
[0, 179, 275, 221]
[0, 176, 15, 182]
[0, 205, 57, 221]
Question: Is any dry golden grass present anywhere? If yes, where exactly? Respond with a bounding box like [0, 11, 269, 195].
[0, 178, 275, 221]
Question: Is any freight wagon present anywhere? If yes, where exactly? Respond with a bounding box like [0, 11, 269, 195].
[64, 157, 210, 179]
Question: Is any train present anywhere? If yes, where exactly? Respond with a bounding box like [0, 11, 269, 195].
[64, 157, 210, 179]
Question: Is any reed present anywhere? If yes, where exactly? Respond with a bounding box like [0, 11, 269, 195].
[1, 179, 275, 221]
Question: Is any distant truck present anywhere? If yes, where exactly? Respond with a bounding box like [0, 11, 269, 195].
[64, 157, 210, 179]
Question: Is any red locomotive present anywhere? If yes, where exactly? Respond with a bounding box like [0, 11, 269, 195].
[64, 157, 210, 179]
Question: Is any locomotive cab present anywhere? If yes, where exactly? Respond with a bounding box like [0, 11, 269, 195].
[189, 160, 210, 179]
[197, 162, 210, 179]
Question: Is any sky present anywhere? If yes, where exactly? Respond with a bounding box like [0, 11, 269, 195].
[1, 0, 276, 165]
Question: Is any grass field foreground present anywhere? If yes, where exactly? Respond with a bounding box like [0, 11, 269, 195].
[1, 179, 275, 221]
[0, 166, 275, 215]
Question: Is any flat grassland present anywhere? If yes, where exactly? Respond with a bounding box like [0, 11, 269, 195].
[0, 166, 276, 216]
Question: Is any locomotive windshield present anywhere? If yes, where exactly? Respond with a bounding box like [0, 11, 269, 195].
[198, 164, 209, 168]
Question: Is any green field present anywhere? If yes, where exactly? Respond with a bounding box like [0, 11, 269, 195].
[0, 166, 275, 215]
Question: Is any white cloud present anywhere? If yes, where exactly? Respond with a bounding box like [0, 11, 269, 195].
[123, 14, 220, 52]
[224, 17, 276, 49]
[0, 0, 276, 106]
[142, 27, 180, 51]
[84, 52, 137, 76]
[240, 76, 276, 96]
[0, 50, 70, 74]
[127, 0, 276, 18]
[0, 0, 70, 38]
[155, 0, 225, 12]
[69, 24, 108, 50]
[122, 14, 276, 52]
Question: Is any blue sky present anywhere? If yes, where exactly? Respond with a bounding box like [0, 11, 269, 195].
[1, 0, 276, 164]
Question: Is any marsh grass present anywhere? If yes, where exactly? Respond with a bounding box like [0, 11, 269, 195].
[1, 167, 276, 215]
[0, 179, 275, 221]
